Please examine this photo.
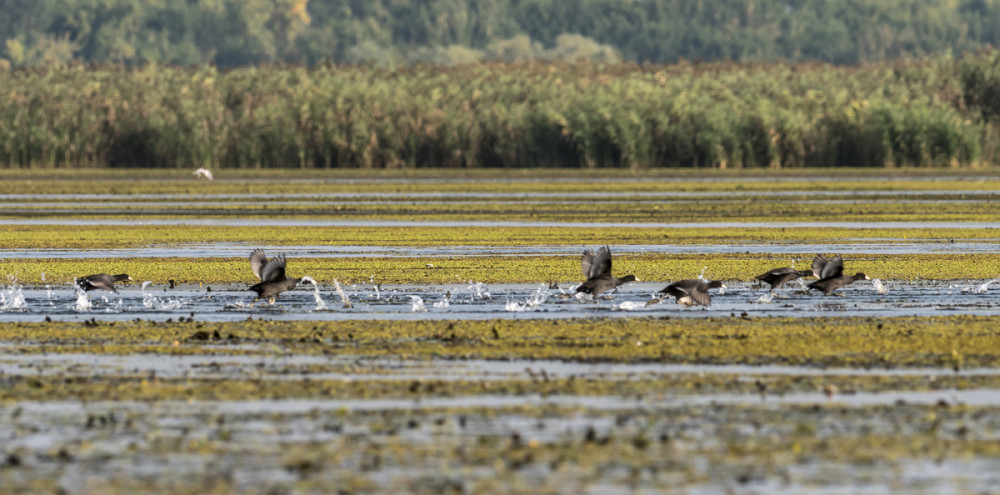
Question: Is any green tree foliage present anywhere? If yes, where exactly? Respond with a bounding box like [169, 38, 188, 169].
[6, 0, 1000, 67]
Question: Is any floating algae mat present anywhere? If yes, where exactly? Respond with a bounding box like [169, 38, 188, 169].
[5, 315, 1000, 494]
[3, 169, 1000, 494]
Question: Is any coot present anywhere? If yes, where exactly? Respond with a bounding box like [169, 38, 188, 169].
[575, 246, 638, 297]
[809, 272, 870, 296]
[755, 267, 814, 292]
[660, 279, 726, 306]
[76, 274, 132, 293]
[249, 249, 303, 305]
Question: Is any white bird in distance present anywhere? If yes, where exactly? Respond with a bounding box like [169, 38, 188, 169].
[192, 167, 214, 180]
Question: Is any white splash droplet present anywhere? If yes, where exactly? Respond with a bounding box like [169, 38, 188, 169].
[302, 276, 329, 310]
[410, 296, 427, 312]
[615, 301, 644, 311]
[0, 280, 26, 311]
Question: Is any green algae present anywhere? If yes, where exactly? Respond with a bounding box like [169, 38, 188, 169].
[3, 167, 1000, 195]
[3, 315, 1000, 368]
[1, 252, 997, 285]
[0, 225, 998, 251]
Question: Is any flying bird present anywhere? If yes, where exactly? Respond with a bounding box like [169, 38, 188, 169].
[659, 279, 726, 306]
[755, 266, 814, 294]
[575, 246, 638, 297]
[193, 167, 214, 180]
[249, 249, 304, 305]
[77, 274, 132, 293]
[808, 254, 870, 296]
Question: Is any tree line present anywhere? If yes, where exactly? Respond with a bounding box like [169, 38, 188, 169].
[4, 0, 1000, 68]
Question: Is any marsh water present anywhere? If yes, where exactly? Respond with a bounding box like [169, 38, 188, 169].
[4, 177, 1000, 494]
[1, 278, 999, 323]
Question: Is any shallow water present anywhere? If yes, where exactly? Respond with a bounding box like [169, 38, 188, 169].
[4, 177, 1000, 494]
[2, 280, 998, 322]
[3, 353, 997, 382]
[4, 239, 1000, 259]
[3, 388, 999, 493]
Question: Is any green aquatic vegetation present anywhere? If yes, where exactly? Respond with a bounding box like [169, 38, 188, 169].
[1, 252, 997, 285]
[2, 168, 1000, 196]
[8, 197, 1000, 223]
[4, 315, 1000, 368]
[1, 224, 999, 251]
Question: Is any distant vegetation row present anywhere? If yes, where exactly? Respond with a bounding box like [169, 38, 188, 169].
[5, 51, 1000, 169]
[6, 0, 1000, 68]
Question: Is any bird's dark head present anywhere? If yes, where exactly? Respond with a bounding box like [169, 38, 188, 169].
[114, 274, 132, 282]
[707, 280, 726, 289]
[621, 274, 639, 283]
[856, 273, 870, 280]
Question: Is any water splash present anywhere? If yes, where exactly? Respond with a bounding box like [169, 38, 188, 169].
[141, 281, 184, 310]
[302, 276, 328, 310]
[871, 278, 888, 295]
[433, 291, 451, 308]
[795, 278, 809, 289]
[964, 278, 998, 294]
[614, 301, 645, 311]
[467, 281, 492, 300]
[409, 296, 427, 312]
[0, 280, 27, 311]
[527, 288, 547, 306]
[697, 266, 708, 280]
[73, 284, 92, 312]
[504, 300, 528, 312]
[756, 293, 774, 304]
[505, 287, 548, 312]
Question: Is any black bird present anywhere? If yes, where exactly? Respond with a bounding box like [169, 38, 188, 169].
[659, 279, 726, 306]
[249, 249, 303, 305]
[755, 266, 814, 293]
[575, 246, 638, 297]
[807, 254, 870, 295]
[77, 274, 132, 293]
[809, 272, 871, 296]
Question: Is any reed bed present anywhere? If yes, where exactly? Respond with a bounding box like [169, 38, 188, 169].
[3, 52, 1000, 169]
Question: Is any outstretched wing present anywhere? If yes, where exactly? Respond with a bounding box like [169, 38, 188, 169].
[663, 280, 710, 306]
[820, 255, 844, 279]
[250, 249, 268, 280]
[811, 255, 828, 279]
[581, 246, 612, 279]
[260, 254, 288, 282]
[756, 267, 793, 282]
[689, 283, 712, 306]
